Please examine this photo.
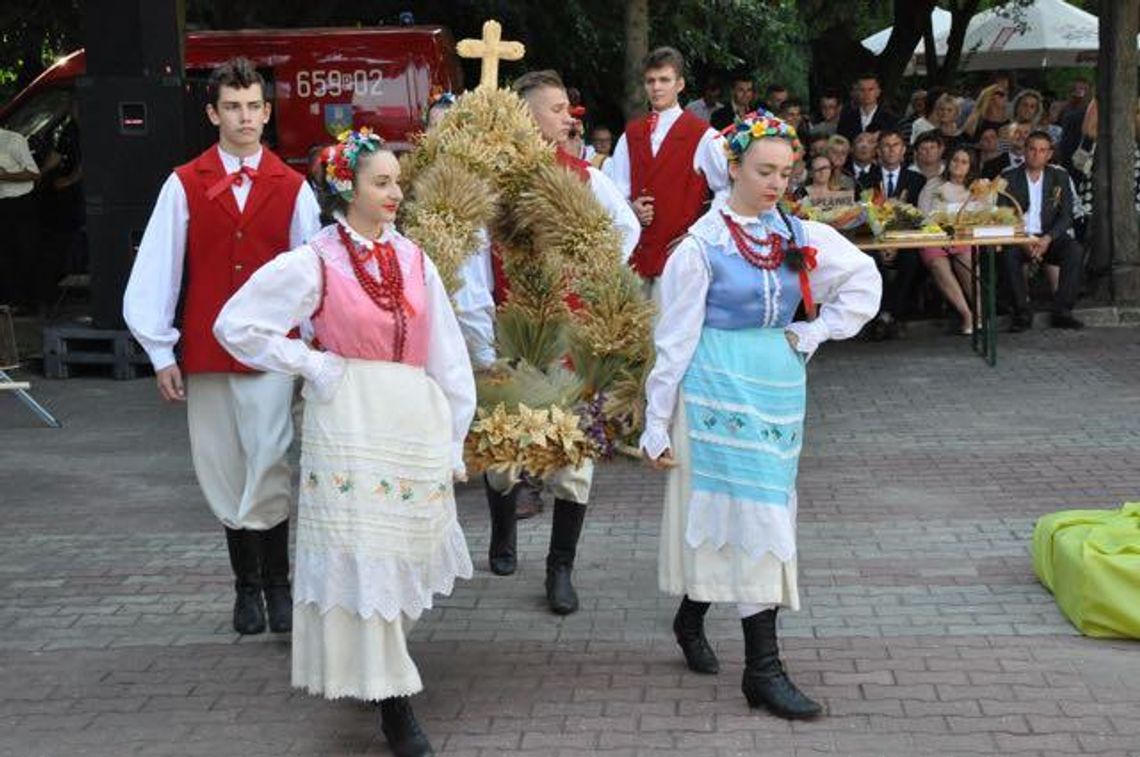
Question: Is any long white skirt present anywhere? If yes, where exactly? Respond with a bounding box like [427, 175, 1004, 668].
[291, 360, 472, 701]
[659, 389, 800, 608]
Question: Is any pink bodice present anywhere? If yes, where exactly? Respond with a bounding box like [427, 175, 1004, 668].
[308, 224, 430, 366]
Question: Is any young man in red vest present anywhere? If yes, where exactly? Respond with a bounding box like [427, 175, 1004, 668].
[124, 58, 321, 636]
[458, 69, 639, 615]
[604, 47, 730, 283]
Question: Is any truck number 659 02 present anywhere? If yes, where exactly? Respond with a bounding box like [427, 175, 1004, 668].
[294, 69, 384, 98]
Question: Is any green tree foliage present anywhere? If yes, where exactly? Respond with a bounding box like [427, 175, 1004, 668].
[0, 0, 80, 102]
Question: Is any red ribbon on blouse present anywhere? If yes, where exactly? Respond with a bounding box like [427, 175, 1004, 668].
[796, 246, 819, 320]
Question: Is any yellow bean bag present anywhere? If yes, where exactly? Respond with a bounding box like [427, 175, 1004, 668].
[1032, 502, 1140, 639]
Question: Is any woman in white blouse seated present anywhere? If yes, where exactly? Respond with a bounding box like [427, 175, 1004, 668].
[214, 129, 475, 757]
[916, 146, 983, 335]
[639, 112, 880, 720]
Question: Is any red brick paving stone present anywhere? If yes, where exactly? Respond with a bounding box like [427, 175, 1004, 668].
[4, 329, 1140, 755]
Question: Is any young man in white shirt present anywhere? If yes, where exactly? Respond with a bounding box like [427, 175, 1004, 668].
[604, 47, 729, 282]
[837, 73, 897, 143]
[123, 58, 321, 635]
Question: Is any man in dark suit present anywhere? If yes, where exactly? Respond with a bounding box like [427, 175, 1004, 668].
[849, 132, 878, 189]
[837, 73, 898, 143]
[999, 130, 1084, 331]
[981, 122, 1029, 179]
[858, 129, 926, 339]
[710, 74, 758, 130]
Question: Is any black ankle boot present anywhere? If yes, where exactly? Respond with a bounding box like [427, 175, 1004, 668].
[673, 596, 719, 674]
[741, 609, 821, 720]
[545, 499, 586, 615]
[260, 521, 292, 633]
[380, 696, 434, 757]
[485, 476, 517, 576]
[224, 528, 266, 635]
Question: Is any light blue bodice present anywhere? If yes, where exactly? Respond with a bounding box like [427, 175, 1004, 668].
[704, 210, 808, 330]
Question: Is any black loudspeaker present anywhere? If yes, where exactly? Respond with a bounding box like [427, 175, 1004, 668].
[77, 0, 187, 328]
[77, 77, 189, 328]
[86, 204, 153, 329]
[75, 77, 187, 205]
[81, 0, 184, 77]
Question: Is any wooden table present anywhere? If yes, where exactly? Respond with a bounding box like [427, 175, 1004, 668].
[854, 235, 1036, 367]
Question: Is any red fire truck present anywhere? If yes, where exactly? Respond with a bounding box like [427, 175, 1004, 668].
[0, 26, 464, 167]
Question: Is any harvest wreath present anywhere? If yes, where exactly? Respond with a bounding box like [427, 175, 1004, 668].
[398, 86, 654, 478]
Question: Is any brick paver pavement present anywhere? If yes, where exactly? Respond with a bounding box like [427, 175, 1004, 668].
[2, 327, 1139, 756]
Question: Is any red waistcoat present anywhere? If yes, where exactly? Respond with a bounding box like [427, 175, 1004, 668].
[174, 146, 305, 373]
[626, 110, 711, 278]
[491, 148, 590, 307]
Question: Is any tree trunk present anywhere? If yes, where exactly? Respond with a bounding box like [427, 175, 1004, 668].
[621, 0, 649, 121]
[876, 0, 936, 100]
[933, 0, 980, 87]
[808, 24, 876, 103]
[1096, 0, 1140, 303]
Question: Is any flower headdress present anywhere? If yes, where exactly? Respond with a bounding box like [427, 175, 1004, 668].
[323, 127, 384, 201]
[720, 110, 803, 163]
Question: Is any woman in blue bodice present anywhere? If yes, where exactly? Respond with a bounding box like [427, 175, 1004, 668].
[640, 111, 881, 720]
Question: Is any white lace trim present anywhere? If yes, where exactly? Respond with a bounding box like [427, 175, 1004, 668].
[689, 198, 792, 250]
[294, 521, 473, 621]
[296, 681, 424, 703]
[294, 679, 424, 702]
[301, 353, 347, 403]
[312, 218, 417, 281]
[684, 395, 803, 424]
[639, 424, 672, 460]
[688, 430, 803, 458]
[684, 490, 798, 562]
[784, 319, 829, 360]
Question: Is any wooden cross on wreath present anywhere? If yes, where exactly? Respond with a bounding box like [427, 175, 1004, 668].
[457, 20, 526, 90]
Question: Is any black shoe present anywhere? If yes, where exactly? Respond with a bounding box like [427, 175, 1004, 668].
[380, 697, 434, 757]
[867, 317, 889, 342]
[545, 499, 586, 615]
[260, 521, 292, 633]
[741, 609, 822, 720]
[224, 528, 266, 635]
[885, 319, 905, 340]
[485, 476, 517, 576]
[1050, 312, 1085, 330]
[673, 596, 719, 674]
[513, 475, 545, 520]
[1009, 312, 1033, 333]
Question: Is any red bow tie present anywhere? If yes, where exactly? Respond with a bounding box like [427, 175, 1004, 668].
[207, 164, 258, 200]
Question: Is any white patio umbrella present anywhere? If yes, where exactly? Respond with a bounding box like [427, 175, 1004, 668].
[862, 0, 1135, 72]
[954, 0, 1103, 70]
[861, 7, 952, 58]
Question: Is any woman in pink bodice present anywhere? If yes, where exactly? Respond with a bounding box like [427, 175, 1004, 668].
[214, 129, 474, 757]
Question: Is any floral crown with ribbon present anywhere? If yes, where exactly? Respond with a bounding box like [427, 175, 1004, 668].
[323, 127, 384, 200]
[720, 110, 803, 163]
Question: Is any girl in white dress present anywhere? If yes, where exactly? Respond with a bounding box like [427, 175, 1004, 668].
[214, 129, 475, 757]
[640, 112, 881, 719]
